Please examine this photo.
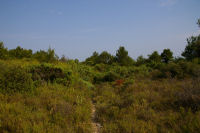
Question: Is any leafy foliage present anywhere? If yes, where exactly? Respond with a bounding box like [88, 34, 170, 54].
[30, 64, 70, 82]
[182, 36, 200, 60]
[148, 51, 161, 63]
[0, 65, 33, 93]
[136, 55, 147, 66]
[161, 49, 173, 63]
[115, 46, 135, 66]
[9, 46, 33, 59]
[182, 19, 200, 61]
[33, 48, 58, 63]
[98, 51, 114, 64]
[0, 42, 8, 59]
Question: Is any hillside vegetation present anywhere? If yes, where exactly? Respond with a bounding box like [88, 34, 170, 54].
[0, 20, 200, 133]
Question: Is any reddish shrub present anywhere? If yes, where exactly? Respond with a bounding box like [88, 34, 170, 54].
[115, 79, 124, 86]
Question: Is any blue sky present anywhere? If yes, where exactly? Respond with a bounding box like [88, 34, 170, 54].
[0, 0, 200, 60]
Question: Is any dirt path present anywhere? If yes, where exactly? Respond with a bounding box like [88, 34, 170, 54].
[91, 103, 101, 133]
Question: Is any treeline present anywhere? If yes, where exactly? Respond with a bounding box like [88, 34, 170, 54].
[85, 19, 200, 67]
[84, 46, 200, 79]
[0, 43, 59, 62]
[1, 19, 200, 65]
[85, 47, 176, 66]
[83, 19, 200, 79]
[0, 19, 200, 79]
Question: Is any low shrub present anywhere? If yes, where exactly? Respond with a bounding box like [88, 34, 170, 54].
[0, 66, 33, 93]
[94, 71, 120, 83]
[0, 84, 92, 133]
[103, 71, 120, 82]
[94, 79, 200, 133]
[174, 78, 200, 112]
[29, 64, 72, 85]
[151, 61, 200, 79]
[77, 64, 95, 82]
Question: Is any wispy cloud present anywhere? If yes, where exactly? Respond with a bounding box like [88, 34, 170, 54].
[80, 28, 97, 33]
[159, 0, 178, 7]
[49, 10, 63, 16]
[57, 11, 63, 16]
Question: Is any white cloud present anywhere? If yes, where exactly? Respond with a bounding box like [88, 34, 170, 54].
[159, 0, 178, 7]
[57, 11, 63, 16]
[80, 28, 97, 33]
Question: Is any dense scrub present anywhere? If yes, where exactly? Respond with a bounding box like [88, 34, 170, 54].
[0, 48, 200, 133]
[0, 53, 200, 133]
[0, 65, 33, 93]
[0, 85, 92, 133]
[0, 60, 93, 133]
[94, 79, 200, 133]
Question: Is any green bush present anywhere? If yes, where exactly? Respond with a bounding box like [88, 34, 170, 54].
[131, 65, 150, 78]
[178, 61, 200, 78]
[0, 84, 92, 133]
[94, 79, 200, 133]
[0, 42, 9, 59]
[29, 64, 71, 84]
[54, 78, 71, 86]
[77, 64, 95, 82]
[32, 48, 58, 63]
[94, 63, 109, 72]
[151, 61, 200, 79]
[174, 79, 200, 112]
[103, 71, 120, 82]
[94, 71, 120, 83]
[0, 66, 33, 92]
[111, 66, 129, 78]
[151, 69, 167, 79]
[93, 72, 104, 84]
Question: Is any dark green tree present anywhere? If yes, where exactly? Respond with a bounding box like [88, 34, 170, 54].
[182, 19, 200, 60]
[161, 49, 173, 63]
[197, 19, 200, 27]
[98, 51, 114, 64]
[182, 36, 200, 60]
[60, 55, 68, 62]
[33, 48, 58, 62]
[9, 46, 32, 59]
[46, 47, 58, 62]
[85, 51, 99, 65]
[33, 50, 48, 62]
[147, 51, 162, 68]
[0, 42, 8, 59]
[148, 51, 161, 63]
[115, 46, 134, 66]
[0, 42, 3, 48]
[136, 55, 147, 66]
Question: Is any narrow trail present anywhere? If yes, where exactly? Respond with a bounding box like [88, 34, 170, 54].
[91, 103, 101, 133]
